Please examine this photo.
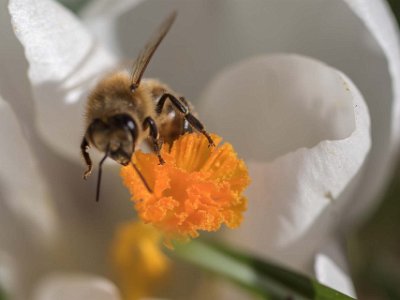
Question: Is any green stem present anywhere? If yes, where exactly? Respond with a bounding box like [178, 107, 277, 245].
[169, 240, 355, 300]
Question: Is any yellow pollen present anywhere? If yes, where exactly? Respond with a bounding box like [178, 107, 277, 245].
[120, 133, 250, 243]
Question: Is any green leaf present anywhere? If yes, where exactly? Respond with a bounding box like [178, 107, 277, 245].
[0, 287, 7, 300]
[169, 240, 355, 300]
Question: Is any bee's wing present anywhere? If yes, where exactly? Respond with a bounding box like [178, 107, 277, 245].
[130, 11, 177, 90]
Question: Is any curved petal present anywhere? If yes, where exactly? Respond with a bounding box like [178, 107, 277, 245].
[33, 273, 121, 300]
[343, 0, 400, 150]
[314, 239, 356, 298]
[342, 0, 400, 222]
[199, 54, 370, 269]
[8, 0, 117, 159]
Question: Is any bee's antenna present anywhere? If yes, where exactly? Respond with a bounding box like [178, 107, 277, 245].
[96, 147, 110, 202]
[130, 161, 153, 193]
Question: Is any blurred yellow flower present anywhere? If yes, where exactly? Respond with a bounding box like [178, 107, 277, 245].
[111, 221, 169, 300]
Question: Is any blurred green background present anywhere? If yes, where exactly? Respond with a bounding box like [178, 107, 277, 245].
[56, 0, 400, 299]
[388, 0, 400, 24]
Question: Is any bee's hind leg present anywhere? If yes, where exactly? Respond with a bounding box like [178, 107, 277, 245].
[156, 93, 215, 147]
[143, 117, 165, 165]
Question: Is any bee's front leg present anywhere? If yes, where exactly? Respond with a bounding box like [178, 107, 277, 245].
[143, 117, 165, 165]
[81, 137, 93, 179]
[156, 93, 215, 147]
[184, 112, 215, 147]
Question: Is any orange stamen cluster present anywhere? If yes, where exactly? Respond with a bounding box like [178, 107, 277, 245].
[120, 133, 250, 242]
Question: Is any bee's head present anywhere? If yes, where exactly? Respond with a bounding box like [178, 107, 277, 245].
[87, 114, 138, 165]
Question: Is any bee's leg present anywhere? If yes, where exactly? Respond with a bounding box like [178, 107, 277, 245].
[156, 93, 215, 147]
[143, 116, 165, 165]
[81, 137, 92, 179]
[185, 112, 215, 147]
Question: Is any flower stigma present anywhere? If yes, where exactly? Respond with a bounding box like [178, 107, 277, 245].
[120, 133, 250, 244]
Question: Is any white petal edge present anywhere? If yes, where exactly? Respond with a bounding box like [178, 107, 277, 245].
[343, 0, 400, 222]
[33, 273, 121, 300]
[199, 54, 371, 269]
[344, 0, 400, 153]
[8, 0, 117, 159]
[314, 239, 356, 298]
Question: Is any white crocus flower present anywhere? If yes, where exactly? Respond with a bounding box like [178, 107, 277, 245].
[0, 0, 398, 299]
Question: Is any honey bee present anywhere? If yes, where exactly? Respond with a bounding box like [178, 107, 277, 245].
[81, 11, 214, 201]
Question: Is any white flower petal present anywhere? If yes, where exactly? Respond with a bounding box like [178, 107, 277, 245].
[8, 0, 117, 159]
[342, 0, 400, 221]
[344, 0, 400, 150]
[199, 54, 370, 269]
[33, 273, 121, 300]
[0, 1, 57, 245]
[0, 100, 67, 300]
[0, 99, 57, 244]
[314, 239, 356, 298]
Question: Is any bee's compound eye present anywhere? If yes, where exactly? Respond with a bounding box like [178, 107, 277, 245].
[111, 114, 134, 126]
[126, 119, 136, 131]
[87, 119, 109, 148]
[110, 114, 138, 143]
[89, 118, 108, 131]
